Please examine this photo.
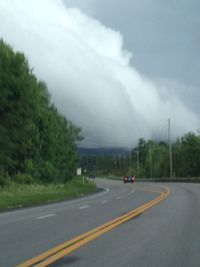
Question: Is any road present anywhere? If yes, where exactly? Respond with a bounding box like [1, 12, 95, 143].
[0, 178, 200, 267]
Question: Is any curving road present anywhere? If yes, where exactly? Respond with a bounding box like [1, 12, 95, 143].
[0, 178, 200, 267]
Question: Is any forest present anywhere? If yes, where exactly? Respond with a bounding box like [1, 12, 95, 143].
[0, 39, 82, 186]
[80, 133, 200, 179]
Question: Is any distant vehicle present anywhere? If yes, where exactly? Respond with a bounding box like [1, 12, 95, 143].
[123, 175, 135, 183]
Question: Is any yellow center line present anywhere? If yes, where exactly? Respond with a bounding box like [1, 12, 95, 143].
[16, 186, 170, 267]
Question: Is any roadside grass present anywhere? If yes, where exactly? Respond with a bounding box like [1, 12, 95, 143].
[0, 176, 96, 211]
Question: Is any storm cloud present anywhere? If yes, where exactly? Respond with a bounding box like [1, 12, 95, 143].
[0, 0, 199, 147]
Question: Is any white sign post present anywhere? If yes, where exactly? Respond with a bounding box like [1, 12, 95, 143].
[76, 168, 82, 176]
[77, 168, 84, 184]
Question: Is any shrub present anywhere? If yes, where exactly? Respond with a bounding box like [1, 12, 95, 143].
[14, 173, 34, 184]
[0, 169, 11, 187]
[37, 161, 59, 183]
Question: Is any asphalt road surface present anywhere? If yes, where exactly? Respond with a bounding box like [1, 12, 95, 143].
[0, 178, 200, 267]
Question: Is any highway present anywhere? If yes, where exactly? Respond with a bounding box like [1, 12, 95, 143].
[0, 178, 200, 267]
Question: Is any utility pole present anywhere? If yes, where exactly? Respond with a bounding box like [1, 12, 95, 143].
[129, 151, 132, 168]
[118, 153, 121, 169]
[137, 149, 139, 177]
[149, 144, 152, 179]
[168, 118, 173, 179]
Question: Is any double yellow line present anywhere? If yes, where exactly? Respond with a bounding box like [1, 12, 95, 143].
[17, 186, 170, 267]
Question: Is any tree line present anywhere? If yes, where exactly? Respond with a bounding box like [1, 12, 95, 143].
[80, 133, 200, 179]
[1, 39, 199, 185]
[0, 39, 82, 186]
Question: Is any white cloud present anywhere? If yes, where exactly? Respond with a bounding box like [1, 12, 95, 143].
[0, 0, 199, 147]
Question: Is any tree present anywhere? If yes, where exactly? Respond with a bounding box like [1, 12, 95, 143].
[0, 39, 82, 185]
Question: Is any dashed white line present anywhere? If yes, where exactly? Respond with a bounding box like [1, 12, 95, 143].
[79, 205, 89, 210]
[115, 189, 135, 200]
[36, 214, 56, 220]
[101, 200, 108, 204]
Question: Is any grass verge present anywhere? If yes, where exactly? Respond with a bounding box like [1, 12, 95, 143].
[0, 176, 96, 211]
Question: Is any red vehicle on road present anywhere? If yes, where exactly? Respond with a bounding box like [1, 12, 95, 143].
[123, 175, 136, 183]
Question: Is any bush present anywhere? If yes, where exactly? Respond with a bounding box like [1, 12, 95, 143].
[24, 159, 34, 174]
[14, 173, 34, 184]
[0, 169, 11, 187]
[37, 161, 59, 183]
[0, 175, 7, 187]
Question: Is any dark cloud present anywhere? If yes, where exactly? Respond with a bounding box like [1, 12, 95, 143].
[0, 0, 199, 148]
[64, 0, 200, 88]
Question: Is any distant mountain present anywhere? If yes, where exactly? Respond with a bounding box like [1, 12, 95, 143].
[77, 147, 129, 156]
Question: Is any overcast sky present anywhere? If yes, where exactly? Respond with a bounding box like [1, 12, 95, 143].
[64, 0, 200, 85]
[0, 0, 199, 148]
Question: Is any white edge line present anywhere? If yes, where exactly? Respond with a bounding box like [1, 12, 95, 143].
[101, 187, 109, 196]
[36, 214, 56, 220]
[101, 200, 108, 204]
[79, 205, 89, 210]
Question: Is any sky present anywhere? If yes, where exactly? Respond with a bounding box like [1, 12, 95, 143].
[0, 0, 199, 148]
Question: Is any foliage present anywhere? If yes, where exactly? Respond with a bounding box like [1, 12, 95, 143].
[80, 132, 200, 179]
[13, 173, 34, 184]
[0, 39, 82, 185]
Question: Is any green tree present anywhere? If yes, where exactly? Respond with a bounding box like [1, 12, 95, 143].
[0, 39, 82, 185]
